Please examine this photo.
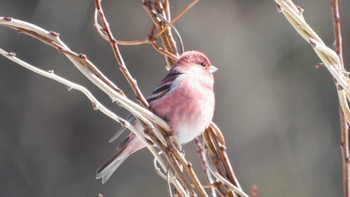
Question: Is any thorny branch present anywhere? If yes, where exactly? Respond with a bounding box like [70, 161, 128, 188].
[0, 1, 248, 197]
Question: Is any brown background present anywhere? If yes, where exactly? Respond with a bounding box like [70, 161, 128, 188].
[1, 0, 349, 196]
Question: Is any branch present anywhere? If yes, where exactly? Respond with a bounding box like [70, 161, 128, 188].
[203, 123, 245, 197]
[152, 0, 198, 40]
[94, 0, 149, 107]
[205, 152, 249, 197]
[275, 1, 350, 196]
[94, 2, 237, 196]
[0, 48, 179, 191]
[1, 1, 248, 196]
[0, 16, 170, 132]
[330, 1, 349, 196]
[0, 16, 199, 195]
[331, 0, 343, 67]
[273, 1, 350, 103]
[143, 0, 182, 68]
[194, 137, 217, 197]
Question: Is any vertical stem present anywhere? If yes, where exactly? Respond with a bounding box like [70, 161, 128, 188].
[341, 108, 350, 197]
[194, 137, 217, 197]
[331, 0, 349, 196]
[331, 0, 343, 67]
[95, 0, 149, 107]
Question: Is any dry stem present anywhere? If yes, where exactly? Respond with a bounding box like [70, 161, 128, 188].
[330, 0, 350, 196]
[203, 123, 245, 197]
[143, 0, 180, 68]
[94, 0, 148, 107]
[0, 47, 182, 192]
[0, 17, 170, 132]
[194, 137, 216, 197]
[331, 0, 344, 66]
[94, 2, 211, 195]
[0, 1, 247, 196]
[0, 16, 193, 195]
[275, 1, 350, 196]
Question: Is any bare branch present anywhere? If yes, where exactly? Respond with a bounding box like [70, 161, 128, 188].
[331, 0, 344, 67]
[152, 0, 198, 40]
[194, 137, 217, 197]
[1, 1, 247, 196]
[0, 16, 170, 132]
[330, 1, 349, 196]
[273, 1, 350, 94]
[143, 0, 180, 68]
[205, 152, 249, 197]
[94, 0, 149, 107]
[275, 1, 350, 196]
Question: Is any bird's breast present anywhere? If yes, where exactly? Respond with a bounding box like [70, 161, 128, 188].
[150, 76, 215, 144]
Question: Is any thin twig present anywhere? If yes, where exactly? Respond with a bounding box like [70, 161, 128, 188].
[203, 123, 245, 197]
[153, 0, 198, 40]
[171, 144, 209, 197]
[95, 0, 149, 107]
[94, 2, 216, 195]
[275, 1, 350, 197]
[203, 130, 235, 197]
[149, 39, 178, 62]
[147, 2, 185, 55]
[331, 0, 344, 67]
[330, 1, 349, 196]
[194, 137, 217, 197]
[0, 48, 172, 183]
[205, 151, 249, 197]
[166, 168, 175, 197]
[1, 1, 247, 196]
[338, 88, 350, 197]
[145, 127, 196, 196]
[93, 10, 149, 46]
[274, 1, 350, 94]
[0, 17, 171, 132]
[209, 123, 241, 190]
[207, 128, 236, 197]
[0, 18, 183, 194]
[0, 44, 190, 197]
[143, 0, 179, 68]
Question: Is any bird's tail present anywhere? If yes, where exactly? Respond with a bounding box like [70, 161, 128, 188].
[96, 134, 145, 183]
[109, 114, 136, 143]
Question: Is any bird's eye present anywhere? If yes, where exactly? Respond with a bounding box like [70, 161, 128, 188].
[200, 62, 206, 67]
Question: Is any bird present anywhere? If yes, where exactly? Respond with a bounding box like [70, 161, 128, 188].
[96, 51, 217, 183]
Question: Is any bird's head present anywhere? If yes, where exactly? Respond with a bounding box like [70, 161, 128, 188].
[175, 51, 218, 74]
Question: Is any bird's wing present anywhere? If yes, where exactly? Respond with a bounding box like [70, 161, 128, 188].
[147, 69, 184, 103]
[110, 69, 183, 142]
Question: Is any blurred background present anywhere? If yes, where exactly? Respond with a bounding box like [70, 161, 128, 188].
[0, 0, 349, 196]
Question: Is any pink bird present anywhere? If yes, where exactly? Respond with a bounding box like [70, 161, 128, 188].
[96, 51, 217, 183]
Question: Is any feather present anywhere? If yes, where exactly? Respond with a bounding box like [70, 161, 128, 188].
[147, 70, 183, 103]
[96, 134, 144, 183]
[109, 115, 135, 143]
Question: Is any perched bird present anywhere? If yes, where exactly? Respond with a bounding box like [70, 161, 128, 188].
[96, 51, 217, 183]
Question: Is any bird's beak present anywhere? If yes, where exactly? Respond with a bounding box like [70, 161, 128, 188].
[209, 65, 218, 73]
